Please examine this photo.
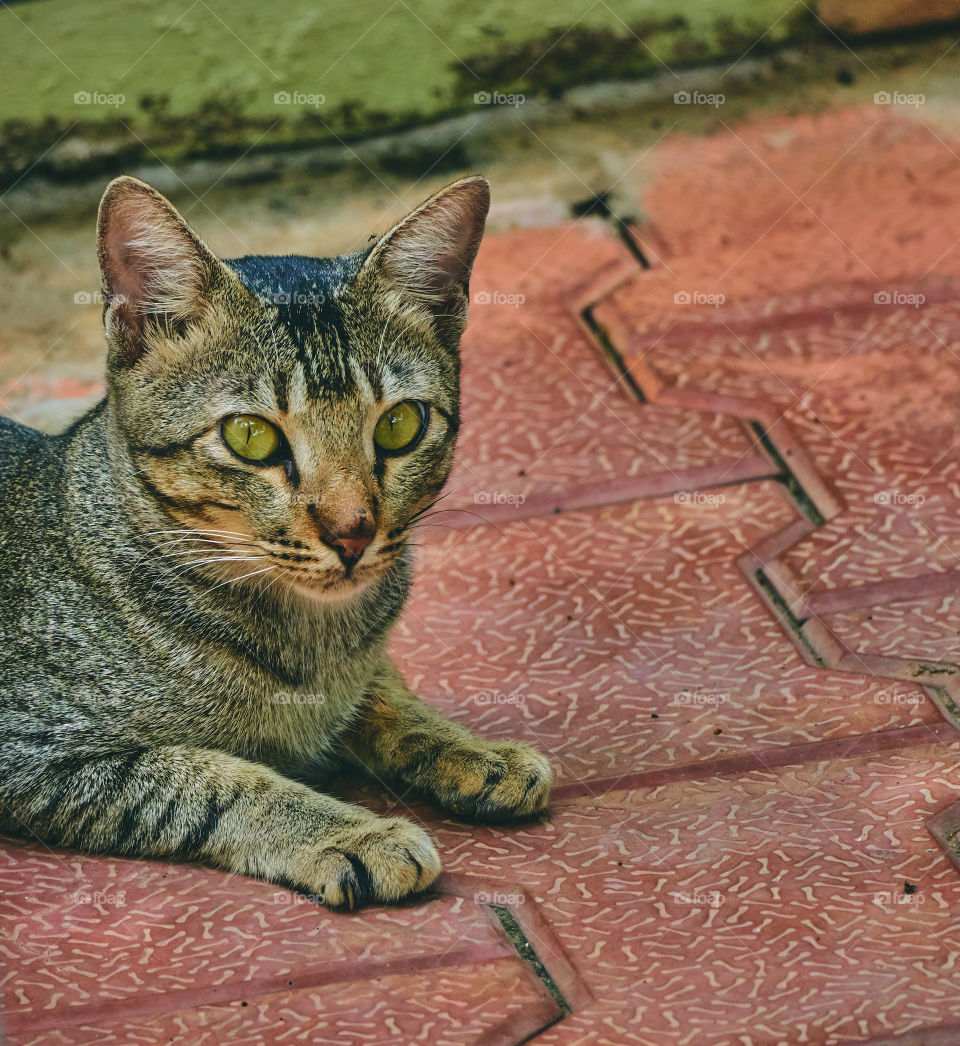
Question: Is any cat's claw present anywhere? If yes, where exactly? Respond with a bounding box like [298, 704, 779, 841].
[293, 816, 440, 911]
[433, 741, 552, 823]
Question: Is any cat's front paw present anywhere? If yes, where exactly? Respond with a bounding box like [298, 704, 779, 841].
[430, 741, 552, 823]
[293, 816, 440, 911]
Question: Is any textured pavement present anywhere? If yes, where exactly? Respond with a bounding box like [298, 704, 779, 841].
[5, 103, 960, 1044]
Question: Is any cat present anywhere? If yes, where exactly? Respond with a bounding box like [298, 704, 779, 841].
[0, 174, 551, 910]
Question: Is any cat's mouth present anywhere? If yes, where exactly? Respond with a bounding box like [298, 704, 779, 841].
[288, 573, 376, 602]
[272, 550, 396, 602]
[156, 531, 399, 601]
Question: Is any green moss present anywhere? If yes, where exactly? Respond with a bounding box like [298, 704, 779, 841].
[0, 0, 815, 185]
[910, 663, 958, 677]
[449, 17, 690, 98]
[490, 904, 570, 1019]
[754, 569, 826, 667]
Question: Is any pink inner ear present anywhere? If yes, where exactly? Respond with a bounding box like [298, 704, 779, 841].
[99, 187, 209, 322]
[424, 250, 470, 293]
[104, 213, 151, 308]
[378, 180, 489, 304]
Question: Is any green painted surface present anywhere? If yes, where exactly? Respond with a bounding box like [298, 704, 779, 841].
[1, 0, 812, 181]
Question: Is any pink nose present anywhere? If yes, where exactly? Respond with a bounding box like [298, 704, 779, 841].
[329, 533, 373, 563]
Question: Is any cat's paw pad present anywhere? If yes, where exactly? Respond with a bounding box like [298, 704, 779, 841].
[297, 817, 440, 911]
[436, 741, 551, 822]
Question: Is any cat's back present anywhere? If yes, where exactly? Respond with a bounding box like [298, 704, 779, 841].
[0, 414, 48, 485]
[0, 414, 71, 578]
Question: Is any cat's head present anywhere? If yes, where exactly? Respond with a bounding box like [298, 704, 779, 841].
[96, 174, 489, 600]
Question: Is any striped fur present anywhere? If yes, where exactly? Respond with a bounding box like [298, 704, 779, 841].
[0, 176, 550, 910]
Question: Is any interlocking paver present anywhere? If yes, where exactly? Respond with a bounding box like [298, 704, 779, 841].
[449, 226, 767, 520]
[455, 746, 960, 1046]
[5, 102, 960, 1044]
[393, 485, 940, 789]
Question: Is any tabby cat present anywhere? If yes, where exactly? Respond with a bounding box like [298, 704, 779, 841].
[0, 175, 551, 910]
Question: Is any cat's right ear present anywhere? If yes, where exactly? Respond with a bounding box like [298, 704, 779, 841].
[97, 176, 221, 366]
[361, 175, 490, 349]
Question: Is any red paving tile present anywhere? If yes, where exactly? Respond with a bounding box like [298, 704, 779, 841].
[393, 486, 942, 788]
[597, 103, 960, 729]
[824, 595, 960, 665]
[16, 963, 550, 1046]
[489, 745, 960, 1046]
[0, 846, 496, 1019]
[342, 744, 960, 1046]
[449, 226, 766, 522]
[637, 108, 960, 311]
[598, 291, 960, 594]
[0, 844, 565, 1044]
[6, 102, 960, 1043]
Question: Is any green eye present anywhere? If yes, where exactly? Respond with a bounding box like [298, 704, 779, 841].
[374, 401, 425, 453]
[222, 414, 282, 461]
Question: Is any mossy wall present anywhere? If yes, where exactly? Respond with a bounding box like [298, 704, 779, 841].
[2, 0, 814, 185]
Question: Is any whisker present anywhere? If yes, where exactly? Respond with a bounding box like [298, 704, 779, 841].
[207, 564, 277, 593]
[155, 555, 268, 585]
[259, 565, 288, 595]
[124, 528, 263, 588]
[141, 528, 254, 541]
[387, 491, 452, 540]
[410, 521, 460, 533]
[419, 506, 507, 536]
[154, 540, 262, 559]
[160, 554, 266, 570]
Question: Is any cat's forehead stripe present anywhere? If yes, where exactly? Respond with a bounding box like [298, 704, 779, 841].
[381, 364, 406, 404]
[227, 252, 362, 401]
[225, 253, 364, 302]
[349, 357, 379, 405]
[287, 362, 309, 417]
[255, 374, 276, 407]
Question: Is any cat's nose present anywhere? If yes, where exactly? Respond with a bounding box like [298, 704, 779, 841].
[329, 533, 372, 563]
[306, 493, 377, 568]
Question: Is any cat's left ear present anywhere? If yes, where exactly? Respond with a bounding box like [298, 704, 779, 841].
[362, 174, 490, 347]
[97, 176, 226, 366]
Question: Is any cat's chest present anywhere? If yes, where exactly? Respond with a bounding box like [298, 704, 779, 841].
[99, 604, 381, 764]
[227, 669, 367, 759]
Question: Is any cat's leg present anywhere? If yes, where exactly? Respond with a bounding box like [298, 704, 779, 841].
[342, 660, 551, 821]
[0, 744, 439, 910]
